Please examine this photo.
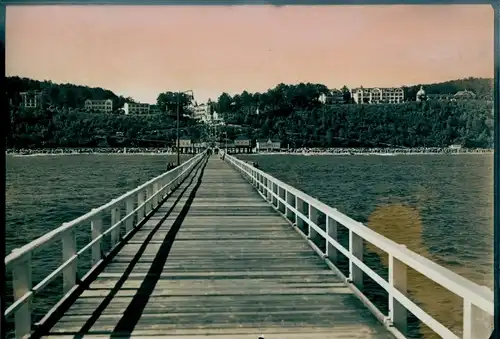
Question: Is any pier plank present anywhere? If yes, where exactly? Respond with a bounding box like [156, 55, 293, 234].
[42, 156, 393, 338]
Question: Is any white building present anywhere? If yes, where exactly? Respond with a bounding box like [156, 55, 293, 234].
[150, 105, 162, 114]
[351, 87, 404, 104]
[123, 102, 150, 115]
[318, 90, 344, 104]
[20, 91, 44, 108]
[85, 99, 113, 113]
[416, 86, 426, 102]
[454, 90, 476, 100]
[256, 138, 281, 151]
[210, 110, 225, 125]
[193, 103, 211, 121]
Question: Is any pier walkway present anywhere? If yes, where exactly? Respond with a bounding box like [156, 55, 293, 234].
[4, 151, 494, 339]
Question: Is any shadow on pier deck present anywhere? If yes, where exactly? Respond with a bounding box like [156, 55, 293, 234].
[42, 156, 392, 338]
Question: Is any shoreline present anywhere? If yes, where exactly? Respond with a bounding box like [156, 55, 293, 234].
[6, 148, 493, 157]
[252, 152, 493, 156]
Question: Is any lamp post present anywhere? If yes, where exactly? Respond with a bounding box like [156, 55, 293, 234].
[492, 4, 499, 339]
[176, 90, 194, 166]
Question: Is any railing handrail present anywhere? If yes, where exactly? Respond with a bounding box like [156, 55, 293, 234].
[226, 153, 493, 338]
[5, 152, 204, 269]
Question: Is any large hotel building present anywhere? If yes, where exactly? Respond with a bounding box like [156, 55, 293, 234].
[351, 87, 405, 104]
[123, 102, 151, 115]
[84, 99, 113, 113]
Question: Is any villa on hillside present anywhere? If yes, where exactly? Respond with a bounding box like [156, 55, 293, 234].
[351, 87, 405, 104]
[192, 103, 211, 121]
[453, 90, 477, 100]
[123, 102, 151, 115]
[318, 89, 344, 105]
[426, 90, 477, 102]
[150, 105, 162, 114]
[20, 91, 44, 108]
[85, 99, 113, 113]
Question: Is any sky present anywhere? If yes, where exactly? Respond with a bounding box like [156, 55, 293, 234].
[6, 5, 494, 104]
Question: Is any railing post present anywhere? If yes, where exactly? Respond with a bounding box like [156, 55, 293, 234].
[125, 196, 135, 234]
[91, 213, 102, 265]
[308, 205, 322, 248]
[272, 182, 278, 207]
[463, 299, 492, 339]
[285, 191, 295, 222]
[295, 197, 306, 231]
[137, 190, 145, 221]
[265, 178, 270, 201]
[389, 255, 407, 334]
[62, 228, 77, 294]
[110, 206, 121, 247]
[167, 172, 175, 194]
[326, 216, 338, 263]
[349, 230, 363, 289]
[12, 252, 32, 339]
[173, 169, 180, 189]
[153, 182, 159, 208]
[162, 173, 171, 198]
[277, 186, 286, 214]
[145, 186, 153, 215]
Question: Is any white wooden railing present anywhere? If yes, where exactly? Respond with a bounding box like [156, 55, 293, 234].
[225, 154, 494, 339]
[4, 151, 206, 339]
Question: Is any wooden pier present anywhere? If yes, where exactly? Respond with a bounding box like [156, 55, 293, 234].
[4, 151, 495, 339]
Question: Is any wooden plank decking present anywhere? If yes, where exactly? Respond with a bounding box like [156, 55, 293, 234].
[42, 155, 393, 339]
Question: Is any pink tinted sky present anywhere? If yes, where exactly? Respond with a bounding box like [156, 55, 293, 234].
[6, 5, 494, 104]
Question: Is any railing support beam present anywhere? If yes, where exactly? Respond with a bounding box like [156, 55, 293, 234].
[326, 216, 338, 264]
[278, 186, 286, 214]
[110, 207, 121, 247]
[308, 205, 322, 248]
[62, 228, 77, 294]
[153, 182, 159, 207]
[146, 186, 153, 215]
[137, 190, 145, 221]
[349, 230, 363, 290]
[389, 255, 407, 334]
[12, 252, 32, 339]
[91, 214, 102, 265]
[285, 191, 295, 222]
[266, 178, 271, 202]
[295, 197, 306, 232]
[125, 197, 135, 233]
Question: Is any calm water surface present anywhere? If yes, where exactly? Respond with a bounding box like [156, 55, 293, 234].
[5, 153, 494, 338]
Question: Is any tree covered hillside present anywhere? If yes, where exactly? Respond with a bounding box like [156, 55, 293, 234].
[5, 76, 494, 149]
